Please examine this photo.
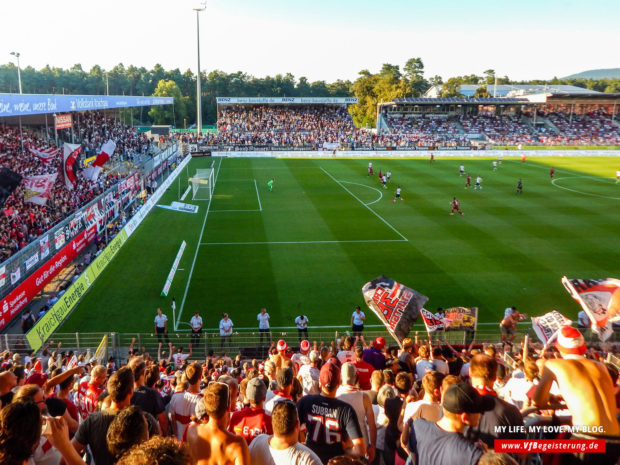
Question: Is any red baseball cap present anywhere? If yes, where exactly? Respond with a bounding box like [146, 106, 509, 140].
[374, 337, 386, 349]
[319, 360, 341, 389]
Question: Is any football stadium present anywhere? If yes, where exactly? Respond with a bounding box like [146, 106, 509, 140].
[1, 2, 619, 464]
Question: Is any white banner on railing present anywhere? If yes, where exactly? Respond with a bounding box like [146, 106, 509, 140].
[161, 241, 186, 297]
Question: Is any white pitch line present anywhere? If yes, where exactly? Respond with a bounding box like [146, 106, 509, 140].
[320, 167, 408, 241]
[177, 157, 223, 329]
[180, 185, 191, 201]
[254, 179, 263, 211]
[200, 239, 407, 245]
[340, 181, 383, 206]
[551, 176, 620, 200]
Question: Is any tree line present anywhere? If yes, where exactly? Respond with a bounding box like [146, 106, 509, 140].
[1, 61, 618, 127]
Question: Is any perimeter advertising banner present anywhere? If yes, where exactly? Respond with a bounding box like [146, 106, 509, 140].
[362, 275, 427, 346]
[26, 229, 128, 351]
[0, 225, 97, 331]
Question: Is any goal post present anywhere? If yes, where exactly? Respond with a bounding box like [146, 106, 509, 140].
[190, 168, 214, 201]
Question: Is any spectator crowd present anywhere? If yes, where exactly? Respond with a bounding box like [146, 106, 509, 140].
[0, 111, 149, 262]
[1, 324, 618, 465]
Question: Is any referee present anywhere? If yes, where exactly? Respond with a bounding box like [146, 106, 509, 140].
[154, 308, 171, 349]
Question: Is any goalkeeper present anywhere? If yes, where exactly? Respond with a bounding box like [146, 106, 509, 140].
[267, 178, 274, 192]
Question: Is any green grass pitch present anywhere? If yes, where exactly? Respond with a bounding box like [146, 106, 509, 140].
[59, 155, 620, 333]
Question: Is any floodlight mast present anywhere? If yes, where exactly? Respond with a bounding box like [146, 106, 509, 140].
[193, 3, 207, 136]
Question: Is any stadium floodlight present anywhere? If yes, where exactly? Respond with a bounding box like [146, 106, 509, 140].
[9, 52, 22, 94]
[193, 2, 207, 136]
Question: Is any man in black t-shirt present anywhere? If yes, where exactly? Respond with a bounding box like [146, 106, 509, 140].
[297, 358, 366, 464]
[406, 383, 493, 465]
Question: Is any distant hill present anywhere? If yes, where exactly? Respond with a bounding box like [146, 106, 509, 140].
[561, 68, 620, 80]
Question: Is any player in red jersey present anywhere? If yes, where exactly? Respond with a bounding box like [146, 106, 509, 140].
[450, 197, 464, 216]
[550, 166, 555, 180]
[464, 174, 471, 188]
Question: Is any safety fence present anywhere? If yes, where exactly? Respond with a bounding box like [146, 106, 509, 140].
[2, 324, 616, 365]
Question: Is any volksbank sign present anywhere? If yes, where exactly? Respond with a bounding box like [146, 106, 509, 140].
[216, 97, 358, 104]
[0, 93, 173, 117]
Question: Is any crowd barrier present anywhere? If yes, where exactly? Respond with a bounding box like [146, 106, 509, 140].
[5, 323, 617, 364]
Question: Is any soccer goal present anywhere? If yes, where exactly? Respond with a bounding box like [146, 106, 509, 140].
[189, 168, 214, 201]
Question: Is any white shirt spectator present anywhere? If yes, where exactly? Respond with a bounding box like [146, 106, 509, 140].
[154, 314, 167, 328]
[219, 318, 233, 336]
[172, 352, 190, 370]
[190, 315, 203, 330]
[248, 433, 322, 465]
[336, 350, 355, 365]
[351, 311, 365, 326]
[295, 315, 308, 329]
[257, 312, 270, 330]
[298, 364, 320, 395]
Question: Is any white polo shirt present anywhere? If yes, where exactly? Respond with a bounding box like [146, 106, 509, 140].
[257, 312, 270, 330]
[154, 314, 167, 328]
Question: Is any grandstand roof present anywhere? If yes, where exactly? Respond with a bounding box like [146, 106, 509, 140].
[216, 97, 357, 105]
[388, 97, 529, 105]
[0, 93, 173, 118]
[424, 84, 602, 99]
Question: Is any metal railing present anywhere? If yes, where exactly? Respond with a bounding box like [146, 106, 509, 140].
[4, 323, 616, 363]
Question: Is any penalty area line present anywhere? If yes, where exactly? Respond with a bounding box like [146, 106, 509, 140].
[320, 167, 408, 242]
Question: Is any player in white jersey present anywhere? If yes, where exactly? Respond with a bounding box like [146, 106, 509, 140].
[459, 165, 465, 176]
[492, 161, 497, 171]
[474, 176, 483, 190]
[393, 186, 403, 203]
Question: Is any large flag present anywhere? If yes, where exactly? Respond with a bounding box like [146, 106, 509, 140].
[0, 168, 23, 208]
[61, 143, 82, 190]
[562, 277, 620, 341]
[22, 173, 58, 206]
[531, 310, 571, 346]
[420, 308, 445, 332]
[28, 146, 59, 164]
[83, 140, 116, 181]
[94, 334, 108, 364]
[362, 275, 427, 346]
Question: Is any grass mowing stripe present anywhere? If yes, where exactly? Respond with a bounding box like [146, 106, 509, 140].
[176, 157, 223, 329]
[320, 166, 408, 241]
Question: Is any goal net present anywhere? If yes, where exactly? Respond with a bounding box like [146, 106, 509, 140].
[190, 168, 214, 201]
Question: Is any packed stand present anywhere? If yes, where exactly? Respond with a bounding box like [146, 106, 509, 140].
[537, 110, 620, 146]
[0, 112, 147, 262]
[457, 114, 539, 145]
[1, 322, 618, 465]
[216, 105, 358, 147]
[384, 115, 471, 147]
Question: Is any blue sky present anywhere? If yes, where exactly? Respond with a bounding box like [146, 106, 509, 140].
[2, 0, 618, 83]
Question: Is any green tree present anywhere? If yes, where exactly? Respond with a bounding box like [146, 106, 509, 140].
[474, 85, 491, 98]
[149, 79, 188, 126]
[483, 69, 496, 84]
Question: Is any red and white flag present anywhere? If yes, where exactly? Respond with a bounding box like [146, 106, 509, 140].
[562, 277, 620, 341]
[83, 140, 116, 181]
[66, 355, 78, 370]
[61, 143, 82, 190]
[22, 173, 58, 206]
[28, 146, 59, 164]
[420, 308, 445, 332]
[362, 275, 427, 346]
[531, 310, 571, 346]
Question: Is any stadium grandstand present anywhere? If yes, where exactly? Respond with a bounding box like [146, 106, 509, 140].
[377, 88, 620, 147]
[1, 95, 620, 465]
[0, 92, 175, 335]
